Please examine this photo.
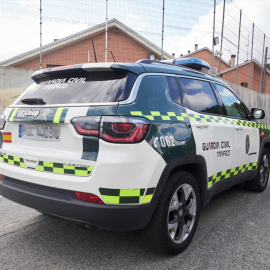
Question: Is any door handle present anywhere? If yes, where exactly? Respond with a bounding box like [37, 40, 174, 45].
[195, 122, 209, 128]
[235, 126, 243, 131]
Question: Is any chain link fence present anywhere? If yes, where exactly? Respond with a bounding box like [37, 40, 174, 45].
[0, 0, 269, 92]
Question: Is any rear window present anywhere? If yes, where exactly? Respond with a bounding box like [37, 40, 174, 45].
[15, 70, 137, 105]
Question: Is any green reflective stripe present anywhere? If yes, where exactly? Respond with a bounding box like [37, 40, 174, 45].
[0, 154, 93, 176]
[208, 162, 258, 187]
[130, 111, 189, 122]
[53, 108, 64, 123]
[9, 109, 18, 122]
[189, 113, 269, 130]
[99, 188, 154, 204]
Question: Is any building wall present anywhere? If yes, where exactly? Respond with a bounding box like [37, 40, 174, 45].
[222, 78, 270, 127]
[221, 63, 270, 94]
[0, 66, 36, 90]
[184, 50, 229, 73]
[15, 29, 159, 70]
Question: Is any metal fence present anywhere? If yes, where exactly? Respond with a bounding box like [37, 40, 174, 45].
[0, 0, 269, 91]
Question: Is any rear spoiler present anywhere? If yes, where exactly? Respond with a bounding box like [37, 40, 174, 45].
[32, 63, 145, 82]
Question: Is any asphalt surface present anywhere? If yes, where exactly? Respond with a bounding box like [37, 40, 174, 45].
[1, 183, 270, 270]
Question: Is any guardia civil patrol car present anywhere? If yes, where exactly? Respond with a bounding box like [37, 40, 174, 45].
[0, 58, 269, 255]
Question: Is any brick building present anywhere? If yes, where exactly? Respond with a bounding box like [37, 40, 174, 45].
[220, 60, 270, 94]
[181, 46, 270, 93]
[181, 46, 230, 73]
[0, 18, 172, 70]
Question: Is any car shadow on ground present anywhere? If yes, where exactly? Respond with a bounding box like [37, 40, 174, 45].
[1, 183, 269, 270]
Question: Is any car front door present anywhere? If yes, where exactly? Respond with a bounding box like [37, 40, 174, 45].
[178, 77, 234, 189]
[214, 83, 259, 172]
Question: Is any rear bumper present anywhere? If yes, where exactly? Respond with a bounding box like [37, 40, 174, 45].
[0, 176, 157, 231]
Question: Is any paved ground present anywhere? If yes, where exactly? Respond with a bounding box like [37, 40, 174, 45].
[1, 183, 270, 270]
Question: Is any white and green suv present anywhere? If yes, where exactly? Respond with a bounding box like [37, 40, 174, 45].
[0, 58, 269, 255]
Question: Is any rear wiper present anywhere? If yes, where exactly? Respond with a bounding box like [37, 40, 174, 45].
[21, 98, 46, 105]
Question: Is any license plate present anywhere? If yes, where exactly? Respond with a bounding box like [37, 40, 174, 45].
[19, 124, 60, 141]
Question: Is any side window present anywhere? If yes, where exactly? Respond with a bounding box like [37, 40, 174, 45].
[167, 77, 181, 104]
[214, 84, 247, 119]
[177, 78, 220, 114]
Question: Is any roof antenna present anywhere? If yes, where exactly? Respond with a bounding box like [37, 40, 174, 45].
[91, 39, 98, 63]
[110, 51, 116, 62]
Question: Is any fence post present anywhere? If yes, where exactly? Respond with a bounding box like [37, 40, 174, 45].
[218, 0, 226, 76]
[235, 9, 242, 84]
[262, 47, 268, 93]
[260, 34, 266, 93]
[39, 0, 42, 70]
[105, 0, 108, 62]
[211, 0, 216, 70]
[249, 23, 254, 88]
[161, 0, 165, 60]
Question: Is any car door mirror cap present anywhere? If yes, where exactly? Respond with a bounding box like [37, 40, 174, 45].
[251, 108, 265, 119]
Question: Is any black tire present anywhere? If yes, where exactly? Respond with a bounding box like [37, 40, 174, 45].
[144, 171, 200, 255]
[245, 148, 270, 192]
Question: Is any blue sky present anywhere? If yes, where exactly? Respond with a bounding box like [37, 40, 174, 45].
[0, 0, 269, 64]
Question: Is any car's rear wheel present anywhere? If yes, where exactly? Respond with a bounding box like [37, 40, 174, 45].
[144, 171, 200, 255]
[245, 148, 270, 192]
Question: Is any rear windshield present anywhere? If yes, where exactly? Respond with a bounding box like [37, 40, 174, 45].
[15, 69, 137, 105]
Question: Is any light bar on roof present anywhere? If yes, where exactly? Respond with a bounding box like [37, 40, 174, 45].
[174, 57, 210, 71]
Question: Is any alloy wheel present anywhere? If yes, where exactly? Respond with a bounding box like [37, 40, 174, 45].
[167, 183, 197, 244]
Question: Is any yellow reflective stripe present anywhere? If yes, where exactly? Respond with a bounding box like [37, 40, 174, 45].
[119, 189, 140, 197]
[75, 170, 88, 176]
[142, 194, 153, 203]
[53, 168, 64, 174]
[43, 161, 53, 167]
[53, 108, 63, 123]
[130, 111, 143, 116]
[9, 109, 18, 121]
[102, 196, 120, 204]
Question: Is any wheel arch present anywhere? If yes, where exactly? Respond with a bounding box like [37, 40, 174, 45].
[259, 137, 270, 161]
[153, 155, 209, 207]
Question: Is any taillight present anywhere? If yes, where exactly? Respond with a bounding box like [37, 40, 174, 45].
[101, 116, 150, 143]
[75, 192, 104, 204]
[71, 116, 150, 143]
[0, 174, 3, 181]
[0, 115, 6, 130]
[71, 116, 101, 136]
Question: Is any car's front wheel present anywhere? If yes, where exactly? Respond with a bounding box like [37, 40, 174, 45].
[144, 171, 200, 255]
[245, 148, 270, 192]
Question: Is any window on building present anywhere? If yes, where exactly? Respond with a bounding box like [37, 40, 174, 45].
[177, 78, 220, 114]
[214, 84, 247, 119]
[241, 82, 248, 88]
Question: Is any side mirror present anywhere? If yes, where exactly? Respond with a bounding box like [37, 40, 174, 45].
[251, 108, 265, 119]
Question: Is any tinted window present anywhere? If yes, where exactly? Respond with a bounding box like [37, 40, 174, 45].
[15, 70, 137, 105]
[214, 84, 247, 119]
[167, 77, 181, 104]
[178, 78, 220, 114]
